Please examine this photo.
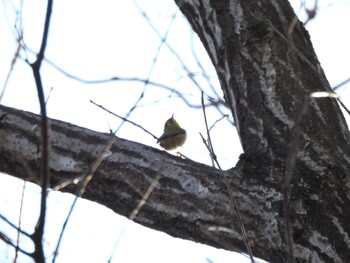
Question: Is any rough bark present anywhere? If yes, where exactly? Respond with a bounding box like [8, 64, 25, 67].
[1, 0, 350, 263]
[173, 0, 350, 262]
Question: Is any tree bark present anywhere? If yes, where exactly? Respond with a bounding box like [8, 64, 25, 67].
[173, 0, 350, 262]
[1, 0, 350, 262]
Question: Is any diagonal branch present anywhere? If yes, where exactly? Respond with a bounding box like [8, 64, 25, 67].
[1, 103, 350, 262]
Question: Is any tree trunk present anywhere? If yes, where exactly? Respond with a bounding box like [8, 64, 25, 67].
[174, 0, 350, 262]
[1, 0, 350, 262]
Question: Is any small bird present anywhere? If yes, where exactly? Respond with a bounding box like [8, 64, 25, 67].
[157, 114, 187, 151]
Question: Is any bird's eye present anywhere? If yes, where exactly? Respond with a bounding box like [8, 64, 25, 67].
[166, 119, 172, 126]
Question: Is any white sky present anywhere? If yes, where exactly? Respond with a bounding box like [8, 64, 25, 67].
[0, 0, 349, 262]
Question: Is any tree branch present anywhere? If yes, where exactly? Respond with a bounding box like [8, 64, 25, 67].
[0, 104, 280, 261]
[29, 0, 53, 259]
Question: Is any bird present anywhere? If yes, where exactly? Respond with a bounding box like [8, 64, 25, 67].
[157, 114, 187, 151]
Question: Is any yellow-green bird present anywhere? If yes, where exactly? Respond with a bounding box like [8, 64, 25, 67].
[157, 114, 187, 151]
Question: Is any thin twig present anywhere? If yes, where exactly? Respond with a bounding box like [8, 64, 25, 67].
[0, 35, 22, 102]
[52, 175, 85, 191]
[115, 4, 178, 133]
[337, 98, 350, 116]
[134, 0, 231, 122]
[282, 98, 308, 263]
[90, 100, 158, 140]
[281, 17, 312, 263]
[0, 232, 32, 257]
[17, 155, 37, 182]
[201, 92, 215, 156]
[22, 46, 222, 110]
[189, 30, 222, 103]
[108, 169, 164, 262]
[14, 181, 27, 262]
[45, 87, 54, 105]
[52, 135, 116, 263]
[303, 0, 318, 25]
[309, 92, 350, 116]
[200, 92, 255, 263]
[270, 22, 330, 91]
[134, 1, 203, 96]
[208, 114, 229, 132]
[199, 133, 255, 263]
[270, 19, 350, 123]
[201, 92, 215, 167]
[0, 214, 31, 238]
[333, 77, 350, 91]
[176, 151, 190, 160]
[0, 0, 24, 102]
[129, 173, 161, 221]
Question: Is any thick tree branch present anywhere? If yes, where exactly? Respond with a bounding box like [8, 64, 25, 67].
[0, 105, 283, 261]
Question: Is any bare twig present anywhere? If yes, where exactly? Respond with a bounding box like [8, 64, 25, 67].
[337, 98, 350, 116]
[281, 16, 312, 263]
[201, 92, 215, 167]
[90, 100, 158, 140]
[0, 213, 31, 238]
[134, 0, 231, 121]
[282, 99, 308, 263]
[271, 19, 350, 125]
[333, 77, 350, 91]
[129, 173, 161, 221]
[270, 22, 330, 92]
[0, 209, 33, 258]
[309, 92, 349, 116]
[0, 0, 24, 102]
[115, 4, 178, 133]
[134, 1, 201, 91]
[0, 232, 32, 258]
[14, 181, 27, 262]
[17, 155, 37, 182]
[1, 35, 22, 102]
[41, 54, 204, 108]
[189, 30, 221, 100]
[52, 135, 116, 263]
[303, 0, 318, 25]
[108, 169, 163, 262]
[45, 87, 54, 105]
[176, 151, 190, 160]
[52, 175, 85, 191]
[208, 114, 229, 132]
[200, 92, 255, 263]
[22, 46, 224, 110]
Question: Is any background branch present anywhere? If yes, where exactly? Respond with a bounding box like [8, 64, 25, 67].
[28, 0, 53, 261]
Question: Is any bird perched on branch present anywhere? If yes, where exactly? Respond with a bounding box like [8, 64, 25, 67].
[157, 114, 187, 151]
